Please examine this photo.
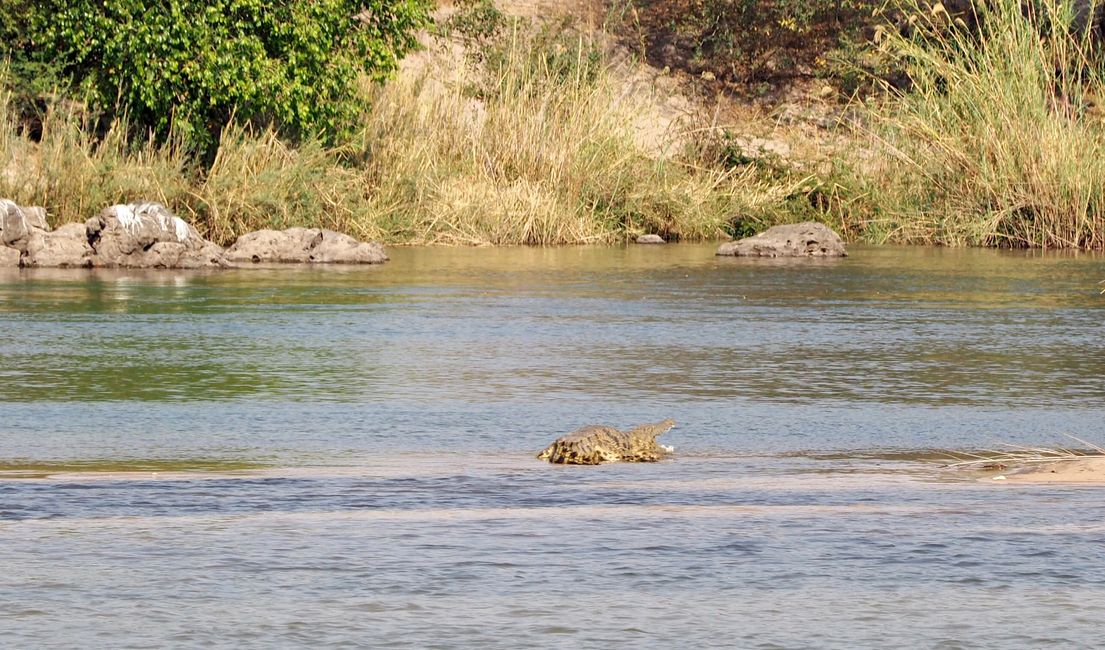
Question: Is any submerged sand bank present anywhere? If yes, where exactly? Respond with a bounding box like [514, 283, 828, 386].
[993, 457, 1105, 484]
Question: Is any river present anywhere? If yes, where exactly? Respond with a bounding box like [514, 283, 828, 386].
[2, 244, 1104, 648]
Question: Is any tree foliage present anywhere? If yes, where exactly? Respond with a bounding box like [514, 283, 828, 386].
[17, 0, 429, 149]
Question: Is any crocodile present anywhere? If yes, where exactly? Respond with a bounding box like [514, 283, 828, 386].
[537, 419, 676, 465]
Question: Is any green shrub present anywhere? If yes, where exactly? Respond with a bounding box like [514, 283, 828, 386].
[0, 1, 69, 123]
[26, 0, 430, 152]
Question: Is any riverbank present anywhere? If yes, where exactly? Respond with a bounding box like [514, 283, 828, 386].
[1, 1, 789, 246]
[3, 1, 1105, 248]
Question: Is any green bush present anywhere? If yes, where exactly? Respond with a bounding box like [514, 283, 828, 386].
[24, 0, 429, 151]
[0, 1, 68, 116]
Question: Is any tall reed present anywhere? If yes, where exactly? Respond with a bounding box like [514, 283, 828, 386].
[856, 0, 1105, 248]
[0, 90, 376, 244]
[357, 23, 764, 245]
[0, 95, 192, 221]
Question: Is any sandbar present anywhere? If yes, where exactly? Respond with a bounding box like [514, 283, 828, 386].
[988, 457, 1105, 484]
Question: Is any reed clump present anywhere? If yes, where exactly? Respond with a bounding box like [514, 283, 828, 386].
[850, 0, 1105, 248]
[945, 435, 1105, 469]
[0, 97, 192, 223]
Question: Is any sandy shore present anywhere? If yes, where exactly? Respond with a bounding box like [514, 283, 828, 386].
[987, 457, 1105, 484]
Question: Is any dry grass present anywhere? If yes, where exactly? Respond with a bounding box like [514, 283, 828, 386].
[357, 21, 774, 245]
[192, 127, 373, 245]
[0, 99, 192, 222]
[848, 0, 1105, 248]
[944, 435, 1105, 469]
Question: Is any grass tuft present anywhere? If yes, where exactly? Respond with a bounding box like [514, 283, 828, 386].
[944, 434, 1105, 469]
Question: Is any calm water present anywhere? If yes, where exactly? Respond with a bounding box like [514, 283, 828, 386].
[1, 244, 1104, 648]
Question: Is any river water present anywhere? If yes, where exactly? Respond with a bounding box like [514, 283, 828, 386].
[2, 244, 1104, 648]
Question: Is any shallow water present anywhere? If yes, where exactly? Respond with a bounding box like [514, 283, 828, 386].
[2, 244, 1104, 648]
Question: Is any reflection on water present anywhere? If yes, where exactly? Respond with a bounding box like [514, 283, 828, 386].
[1, 244, 1104, 647]
[0, 458, 273, 480]
[2, 245, 1102, 406]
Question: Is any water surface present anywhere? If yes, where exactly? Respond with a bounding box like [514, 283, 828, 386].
[1, 245, 1104, 648]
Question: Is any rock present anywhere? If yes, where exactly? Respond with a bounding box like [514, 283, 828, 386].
[308, 230, 389, 264]
[86, 203, 227, 268]
[0, 199, 48, 252]
[537, 419, 676, 465]
[226, 227, 388, 264]
[22, 206, 49, 231]
[716, 221, 847, 258]
[225, 228, 316, 264]
[22, 222, 93, 268]
[0, 245, 19, 267]
[1, 200, 388, 270]
[636, 234, 666, 245]
[107, 240, 229, 270]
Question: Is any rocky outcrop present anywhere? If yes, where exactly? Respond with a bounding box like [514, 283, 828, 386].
[538, 419, 676, 465]
[226, 227, 388, 264]
[716, 221, 847, 258]
[0, 200, 90, 267]
[86, 203, 227, 269]
[636, 234, 666, 244]
[22, 206, 49, 231]
[22, 222, 93, 268]
[0, 200, 226, 268]
[2, 200, 389, 269]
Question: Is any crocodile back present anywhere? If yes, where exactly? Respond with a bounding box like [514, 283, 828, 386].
[537, 420, 675, 465]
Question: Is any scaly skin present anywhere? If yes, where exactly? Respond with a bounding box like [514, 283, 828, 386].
[537, 419, 676, 465]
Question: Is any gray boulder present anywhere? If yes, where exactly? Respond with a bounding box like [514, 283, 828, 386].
[717, 222, 847, 258]
[226, 227, 388, 264]
[0, 199, 50, 252]
[86, 203, 227, 268]
[22, 222, 93, 268]
[636, 234, 666, 245]
[0, 244, 19, 267]
[104, 240, 228, 269]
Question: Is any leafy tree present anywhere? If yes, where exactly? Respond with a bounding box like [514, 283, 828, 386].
[1, 1, 58, 95]
[24, 0, 430, 149]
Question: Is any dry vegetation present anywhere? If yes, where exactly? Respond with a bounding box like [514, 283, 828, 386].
[845, 0, 1105, 248]
[3, 0, 1105, 249]
[946, 435, 1105, 470]
[0, 4, 809, 246]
